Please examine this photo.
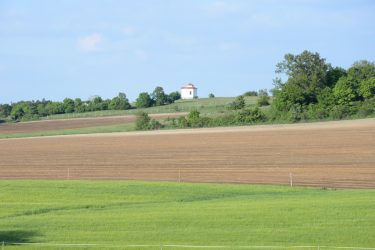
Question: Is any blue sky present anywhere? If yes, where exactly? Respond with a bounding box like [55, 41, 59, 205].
[1, 0, 374, 103]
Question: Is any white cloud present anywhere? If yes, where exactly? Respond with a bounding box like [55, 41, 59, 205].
[78, 33, 102, 51]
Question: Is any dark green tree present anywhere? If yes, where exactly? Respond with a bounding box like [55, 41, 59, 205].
[168, 91, 181, 103]
[63, 98, 75, 113]
[136, 92, 153, 108]
[10, 104, 25, 121]
[151, 86, 167, 106]
[74, 98, 85, 113]
[272, 50, 331, 111]
[326, 66, 347, 87]
[0, 104, 12, 118]
[109, 92, 131, 110]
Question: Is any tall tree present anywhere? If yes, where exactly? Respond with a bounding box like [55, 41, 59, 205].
[135, 92, 153, 108]
[151, 86, 167, 106]
[273, 50, 331, 110]
[109, 92, 131, 110]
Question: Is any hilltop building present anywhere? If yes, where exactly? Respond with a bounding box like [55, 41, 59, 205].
[181, 83, 198, 99]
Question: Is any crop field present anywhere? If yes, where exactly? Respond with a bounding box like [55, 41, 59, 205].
[0, 113, 185, 135]
[0, 118, 374, 188]
[0, 180, 374, 249]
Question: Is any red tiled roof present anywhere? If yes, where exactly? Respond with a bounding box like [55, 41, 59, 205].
[181, 83, 197, 89]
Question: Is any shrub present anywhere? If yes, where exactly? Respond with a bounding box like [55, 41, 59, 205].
[243, 91, 258, 96]
[236, 107, 266, 124]
[329, 105, 351, 120]
[357, 98, 375, 117]
[135, 111, 163, 130]
[228, 96, 245, 110]
[257, 89, 270, 106]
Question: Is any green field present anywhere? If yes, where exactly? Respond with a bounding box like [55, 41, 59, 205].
[0, 123, 136, 139]
[0, 181, 374, 249]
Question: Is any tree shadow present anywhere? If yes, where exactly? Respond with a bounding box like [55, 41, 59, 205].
[0, 230, 39, 244]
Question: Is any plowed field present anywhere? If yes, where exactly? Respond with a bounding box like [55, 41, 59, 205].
[1, 118, 374, 188]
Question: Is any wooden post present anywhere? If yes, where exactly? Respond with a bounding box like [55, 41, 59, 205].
[68, 168, 70, 180]
[2, 241, 4, 250]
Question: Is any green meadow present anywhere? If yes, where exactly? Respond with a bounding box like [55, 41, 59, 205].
[0, 180, 374, 249]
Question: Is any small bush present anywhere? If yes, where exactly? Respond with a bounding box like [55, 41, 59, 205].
[135, 111, 163, 130]
[243, 91, 258, 96]
[228, 96, 245, 110]
[235, 107, 266, 124]
[257, 89, 270, 106]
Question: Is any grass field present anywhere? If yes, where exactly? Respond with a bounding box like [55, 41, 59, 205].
[0, 180, 374, 250]
[0, 123, 136, 139]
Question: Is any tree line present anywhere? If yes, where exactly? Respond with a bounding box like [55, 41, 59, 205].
[0, 86, 181, 121]
[270, 50, 375, 121]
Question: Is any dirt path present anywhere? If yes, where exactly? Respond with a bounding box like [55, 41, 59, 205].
[0, 118, 374, 188]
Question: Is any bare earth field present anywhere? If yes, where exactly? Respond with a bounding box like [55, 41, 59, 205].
[0, 112, 186, 134]
[0, 118, 374, 188]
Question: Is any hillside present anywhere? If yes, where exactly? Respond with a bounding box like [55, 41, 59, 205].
[0, 97, 261, 139]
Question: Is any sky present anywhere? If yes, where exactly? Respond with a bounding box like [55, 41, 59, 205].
[1, 0, 375, 103]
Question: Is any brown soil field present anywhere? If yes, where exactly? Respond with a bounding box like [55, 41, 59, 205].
[0, 118, 374, 188]
[0, 113, 186, 134]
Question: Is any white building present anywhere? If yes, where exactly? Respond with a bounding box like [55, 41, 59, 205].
[181, 83, 198, 99]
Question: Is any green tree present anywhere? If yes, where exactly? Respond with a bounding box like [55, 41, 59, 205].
[109, 92, 131, 110]
[326, 66, 347, 87]
[274, 50, 330, 107]
[74, 98, 85, 113]
[45, 102, 64, 115]
[333, 76, 359, 105]
[243, 91, 258, 96]
[0, 104, 12, 118]
[167, 91, 181, 103]
[347, 60, 375, 82]
[359, 77, 375, 99]
[63, 98, 75, 113]
[151, 86, 167, 106]
[136, 92, 153, 108]
[208, 93, 215, 98]
[10, 104, 25, 121]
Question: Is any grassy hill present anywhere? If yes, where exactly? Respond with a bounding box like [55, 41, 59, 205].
[1, 180, 374, 249]
[41, 96, 260, 120]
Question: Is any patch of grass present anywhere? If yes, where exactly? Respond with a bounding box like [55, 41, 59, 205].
[0, 123, 135, 139]
[0, 180, 374, 249]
